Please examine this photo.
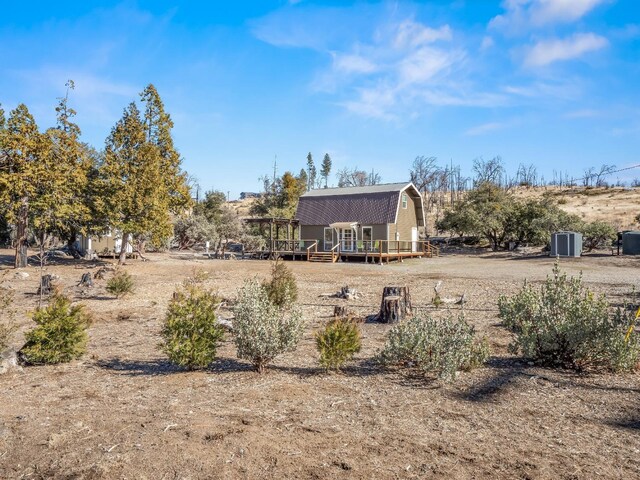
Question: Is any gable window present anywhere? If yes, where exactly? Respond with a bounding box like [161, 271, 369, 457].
[402, 193, 408, 209]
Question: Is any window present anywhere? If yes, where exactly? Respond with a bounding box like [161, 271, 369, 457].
[402, 193, 408, 209]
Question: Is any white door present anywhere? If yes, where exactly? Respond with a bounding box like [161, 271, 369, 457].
[411, 227, 419, 252]
[341, 228, 354, 251]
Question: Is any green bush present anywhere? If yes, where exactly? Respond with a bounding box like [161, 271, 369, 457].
[377, 314, 489, 382]
[581, 220, 616, 251]
[233, 279, 304, 373]
[19, 294, 90, 365]
[160, 285, 225, 370]
[262, 259, 297, 308]
[315, 318, 362, 371]
[498, 263, 640, 372]
[106, 270, 135, 298]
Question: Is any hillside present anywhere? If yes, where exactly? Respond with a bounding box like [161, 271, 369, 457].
[514, 186, 640, 231]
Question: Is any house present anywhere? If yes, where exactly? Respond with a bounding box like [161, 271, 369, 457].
[77, 231, 133, 257]
[295, 182, 427, 260]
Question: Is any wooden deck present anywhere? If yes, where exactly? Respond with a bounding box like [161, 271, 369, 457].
[245, 239, 439, 263]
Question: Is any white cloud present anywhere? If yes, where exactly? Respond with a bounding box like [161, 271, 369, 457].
[393, 21, 452, 49]
[524, 33, 608, 67]
[254, 7, 474, 119]
[465, 122, 508, 136]
[342, 85, 399, 120]
[481, 36, 495, 50]
[490, 0, 608, 32]
[530, 0, 608, 25]
[331, 53, 378, 74]
[398, 47, 461, 85]
[564, 108, 600, 118]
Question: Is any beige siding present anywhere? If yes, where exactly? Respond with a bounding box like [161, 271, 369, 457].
[391, 193, 419, 241]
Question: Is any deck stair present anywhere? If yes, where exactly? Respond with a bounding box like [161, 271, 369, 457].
[308, 252, 336, 263]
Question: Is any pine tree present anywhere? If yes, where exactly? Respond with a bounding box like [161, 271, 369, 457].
[43, 81, 95, 255]
[137, 84, 192, 254]
[101, 86, 192, 264]
[321, 153, 332, 188]
[0, 104, 48, 268]
[306, 152, 316, 190]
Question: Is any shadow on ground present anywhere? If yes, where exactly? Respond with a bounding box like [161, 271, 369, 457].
[97, 358, 184, 376]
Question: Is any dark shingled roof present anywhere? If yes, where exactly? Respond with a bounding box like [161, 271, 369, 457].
[295, 182, 421, 226]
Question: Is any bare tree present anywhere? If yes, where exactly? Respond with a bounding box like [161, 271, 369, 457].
[336, 167, 382, 187]
[594, 164, 616, 187]
[409, 156, 439, 193]
[582, 167, 596, 187]
[472, 156, 505, 186]
[516, 163, 538, 187]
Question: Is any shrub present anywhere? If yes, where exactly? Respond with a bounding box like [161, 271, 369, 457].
[19, 294, 90, 365]
[233, 279, 304, 373]
[183, 268, 209, 287]
[498, 263, 640, 372]
[315, 317, 362, 371]
[106, 270, 135, 298]
[160, 285, 225, 370]
[262, 258, 297, 308]
[581, 221, 616, 251]
[377, 314, 489, 382]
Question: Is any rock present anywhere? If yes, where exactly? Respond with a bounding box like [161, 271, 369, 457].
[14, 272, 29, 279]
[0, 350, 22, 375]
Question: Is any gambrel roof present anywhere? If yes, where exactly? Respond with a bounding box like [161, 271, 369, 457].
[295, 182, 425, 227]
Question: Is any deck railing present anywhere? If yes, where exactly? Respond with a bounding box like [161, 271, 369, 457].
[270, 239, 318, 253]
[330, 243, 340, 262]
[266, 238, 439, 260]
[306, 241, 318, 261]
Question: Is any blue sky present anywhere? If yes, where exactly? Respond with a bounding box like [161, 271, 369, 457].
[1, 1, 639, 197]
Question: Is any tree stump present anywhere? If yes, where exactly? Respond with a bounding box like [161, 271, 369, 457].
[78, 273, 93, 287]
[377, 286, 412, 323]
[37, 275, 53, 295]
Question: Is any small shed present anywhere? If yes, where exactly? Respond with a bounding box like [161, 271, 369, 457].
[622, 231, 640, 255]
[550, 231, 582, 257]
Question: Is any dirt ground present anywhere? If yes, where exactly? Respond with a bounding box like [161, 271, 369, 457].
[1, 249, 639, 479]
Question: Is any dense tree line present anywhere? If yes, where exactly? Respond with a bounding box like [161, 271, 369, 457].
[0, 82, 192, 266]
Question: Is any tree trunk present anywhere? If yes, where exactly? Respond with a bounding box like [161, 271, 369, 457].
[15, 201, 28, 269]
[118, 233, 130, 265]
[377, 286, 412, 323]
[67, 232, 81, 259]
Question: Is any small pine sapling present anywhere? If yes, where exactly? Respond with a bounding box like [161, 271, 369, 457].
[19, 293, 91, 365]
[315, 317, 362, 371]
[262, 258, 298, 308]
[106, 270, 135, 298]
[160, 285, 225, 370]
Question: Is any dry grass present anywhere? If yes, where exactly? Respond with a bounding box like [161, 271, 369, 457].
[1, 250, 639, 479]
[513, 186, 640, 231]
